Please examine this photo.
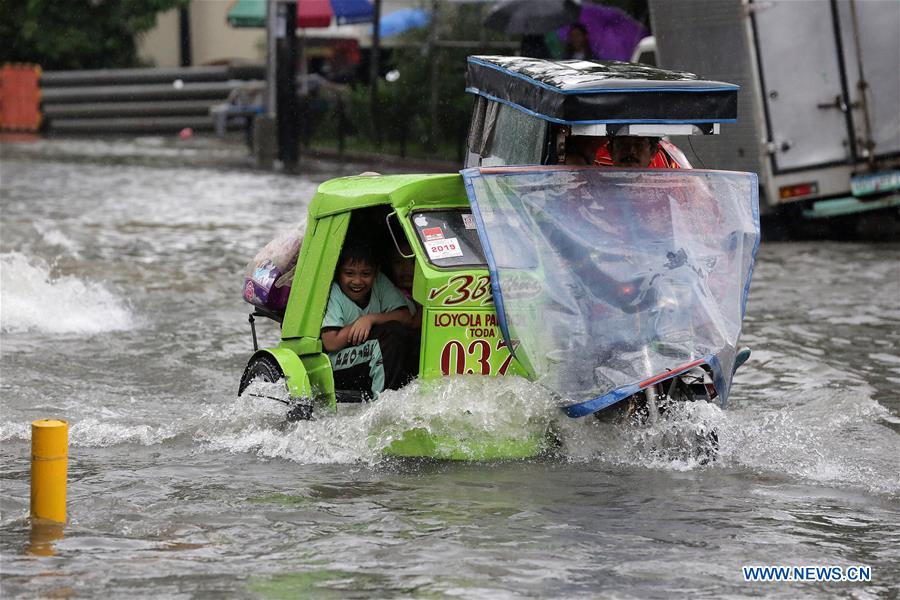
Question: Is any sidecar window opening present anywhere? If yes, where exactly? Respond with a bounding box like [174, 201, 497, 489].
[342, 205, 405, 274]
[326, 204, 423, 385]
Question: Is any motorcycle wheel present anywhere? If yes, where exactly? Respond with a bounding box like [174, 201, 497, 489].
[596, 381, 720, 464]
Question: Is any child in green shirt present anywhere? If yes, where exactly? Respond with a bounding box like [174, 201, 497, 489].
[321, 243, 419, 398]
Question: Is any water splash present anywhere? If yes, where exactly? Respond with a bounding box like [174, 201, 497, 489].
[556, 387, 899, 494]
[196, 381, 373, 464]
[0, 417, 181, 447]
[4, 364, 891, 496]
[363, 377, 558, 460]
[724, 392, 899, 495]
[197, 376, 559, 464]
[0, 252, 134, 334]
[555, 399, 727, 471]
[0, 421, 30, 443]
[70, 418, 180, 447]
[192, 373, 900, 496]
[33, 221, 81, 257]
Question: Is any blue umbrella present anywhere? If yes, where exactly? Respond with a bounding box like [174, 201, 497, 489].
[326, 0, 375, 25]
[376, 8, 431, 37]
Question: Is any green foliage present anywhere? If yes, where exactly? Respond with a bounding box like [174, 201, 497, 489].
[379, 3, 512, 156]
[311, 2, 515, 161]
[0, 0, 188, 69]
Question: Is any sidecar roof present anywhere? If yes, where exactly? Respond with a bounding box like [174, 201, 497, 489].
[308, 173, 467, 219]
[465, 55, 739, 128]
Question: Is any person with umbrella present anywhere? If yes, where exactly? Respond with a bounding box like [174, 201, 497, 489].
[564, 23, 594, 60]
[484, 0, 581, 57]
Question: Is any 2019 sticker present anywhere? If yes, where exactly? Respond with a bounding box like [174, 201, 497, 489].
[426, 237, 463, 260]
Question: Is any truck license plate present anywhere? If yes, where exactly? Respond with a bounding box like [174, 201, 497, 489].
[851, 170, 900, 197]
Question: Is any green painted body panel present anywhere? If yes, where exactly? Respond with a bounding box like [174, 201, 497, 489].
[420, 298, 527, 380]
[252, 173, 540, 459]
[384, 428, 548, 461]
[260, 348, 336, 410]
[278, 336, 321, 357]
[258, 348, 311, 399]
[297, 352, 336, 410]
[308, 174, 465, 218]
[281, 212, 350, 341]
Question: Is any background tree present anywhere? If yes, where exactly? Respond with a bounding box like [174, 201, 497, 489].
[349, 3, 510, 160]
[0, 0, 187, 70]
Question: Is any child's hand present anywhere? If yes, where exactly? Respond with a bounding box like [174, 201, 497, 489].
[347, 314, 375, 345]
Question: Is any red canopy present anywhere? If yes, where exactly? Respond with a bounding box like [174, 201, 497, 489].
[297, 0, 374, 29]
[297, 0, 332, 28]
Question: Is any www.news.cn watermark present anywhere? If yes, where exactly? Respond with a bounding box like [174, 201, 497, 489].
[743, 565, 872, 583]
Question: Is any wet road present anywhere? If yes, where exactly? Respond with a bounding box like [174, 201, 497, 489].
[1, 137, 898, 598]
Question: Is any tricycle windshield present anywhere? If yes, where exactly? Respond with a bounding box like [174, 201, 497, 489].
[411, 209, 487, 268]
[462, 167, 760, 415]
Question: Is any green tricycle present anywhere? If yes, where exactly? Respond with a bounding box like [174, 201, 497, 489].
[238, 56, 760, 460]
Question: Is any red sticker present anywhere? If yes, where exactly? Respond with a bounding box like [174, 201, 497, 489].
[422, 227, 444, 241]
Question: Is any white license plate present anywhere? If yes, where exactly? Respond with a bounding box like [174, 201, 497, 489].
[851, 170, 900, 197]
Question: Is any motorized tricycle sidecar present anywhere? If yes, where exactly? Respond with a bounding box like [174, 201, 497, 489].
[238, 56, 760, 460]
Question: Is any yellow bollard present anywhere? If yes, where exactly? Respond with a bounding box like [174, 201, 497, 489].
[27, 519, 64, 556]
[30, 419, 68, 523]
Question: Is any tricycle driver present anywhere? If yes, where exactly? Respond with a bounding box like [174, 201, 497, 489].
[565, 134, 684, 169]
[320, 243, 419, 399]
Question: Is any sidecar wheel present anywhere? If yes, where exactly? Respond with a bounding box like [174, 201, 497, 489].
[238, 353, 284, 395]
[238, 354, 313, 422]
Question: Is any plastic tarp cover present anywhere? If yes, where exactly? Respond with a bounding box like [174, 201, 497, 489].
[461, 167, 759, 417]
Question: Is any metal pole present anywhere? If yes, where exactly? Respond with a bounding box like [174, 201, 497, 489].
[299, 29, 309, 148]
[179, 6, 192, 67]
[249, 313, 259, 352]
[369, 0, 383, 146]
[847, 0, 876, 168]
[276, 1, 299, 169]
[427, 0, 440, 152]
[266, 0, 278, 117]
[338, 95, 346, 156]
[828, 0, 860, 164]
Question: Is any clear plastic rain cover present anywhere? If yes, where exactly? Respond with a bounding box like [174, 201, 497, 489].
[461, 167, 760, 417]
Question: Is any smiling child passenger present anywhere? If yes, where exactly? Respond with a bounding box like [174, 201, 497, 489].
[321, 243, 417, 398]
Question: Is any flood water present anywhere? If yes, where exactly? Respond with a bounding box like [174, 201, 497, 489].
[2, 137, 898, 598]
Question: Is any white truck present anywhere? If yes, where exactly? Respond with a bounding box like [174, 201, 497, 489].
[647, 0, 899, 236]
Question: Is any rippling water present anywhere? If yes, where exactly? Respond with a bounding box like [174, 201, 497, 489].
[2, 138, 898, 598]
